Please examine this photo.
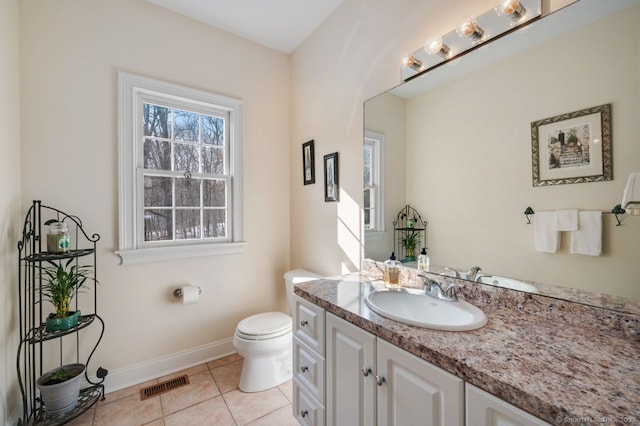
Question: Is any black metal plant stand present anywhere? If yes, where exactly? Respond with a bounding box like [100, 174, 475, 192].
[393, 205, 427, 262]
[16, 200, 108, 425]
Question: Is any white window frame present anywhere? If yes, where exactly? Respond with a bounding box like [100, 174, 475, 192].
[117, 72, 245, 265]
[364, 130, 385, 237]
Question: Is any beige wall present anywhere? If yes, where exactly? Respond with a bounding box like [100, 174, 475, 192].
[1, 0, 21, 422]
[18, 0, 290, 391]
[404, 6, 640, 298]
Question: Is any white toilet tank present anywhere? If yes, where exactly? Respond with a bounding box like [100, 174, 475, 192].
[284, 269, 321, 315]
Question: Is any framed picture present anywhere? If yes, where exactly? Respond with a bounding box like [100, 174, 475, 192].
[531, 103, 612, 187]
[302, 140, 315, 185]
[324, 152, 339, 202]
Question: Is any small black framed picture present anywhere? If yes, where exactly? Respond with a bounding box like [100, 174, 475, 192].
[324, 152, 339, 202]
[302, 140, 315, 185]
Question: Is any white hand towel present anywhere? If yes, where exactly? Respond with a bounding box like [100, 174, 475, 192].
[555, 209, 578, 231]
[570, 211, 602, 256]
[621, 172, 640, 209]
[534, 211, 559, 253]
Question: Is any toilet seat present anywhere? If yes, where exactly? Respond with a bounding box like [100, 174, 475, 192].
[236, 312, 292, 341]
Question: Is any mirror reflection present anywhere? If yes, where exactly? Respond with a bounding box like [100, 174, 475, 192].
[364, 0, 640, 312]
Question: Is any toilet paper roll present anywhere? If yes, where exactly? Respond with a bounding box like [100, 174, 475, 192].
[180, 285, 200, 305]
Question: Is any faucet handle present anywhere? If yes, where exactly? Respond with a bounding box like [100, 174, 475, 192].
[443, 283, 462, 301]
[418, 273, 438, 287]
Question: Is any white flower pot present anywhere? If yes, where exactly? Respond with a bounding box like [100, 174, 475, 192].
[36, 363, 85, 415]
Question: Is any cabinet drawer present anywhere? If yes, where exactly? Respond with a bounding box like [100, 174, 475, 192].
[293, 377, 326, 426]
[293, 336, 325, 403]
[293, 295, 325, 355]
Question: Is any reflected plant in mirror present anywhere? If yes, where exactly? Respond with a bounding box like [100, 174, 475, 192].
[363, 0, 640, 313]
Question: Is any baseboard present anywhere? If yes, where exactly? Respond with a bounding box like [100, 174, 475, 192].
[96, 338, 236, 395]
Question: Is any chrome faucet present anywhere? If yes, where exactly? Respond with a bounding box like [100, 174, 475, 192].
[466, 266, 482, 281]
[419, 274, 459, 302]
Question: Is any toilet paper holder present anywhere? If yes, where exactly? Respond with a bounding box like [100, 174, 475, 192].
[173, 286, 202, 299]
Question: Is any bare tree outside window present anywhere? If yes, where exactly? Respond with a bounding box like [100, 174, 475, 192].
[142, 103, 228, 242]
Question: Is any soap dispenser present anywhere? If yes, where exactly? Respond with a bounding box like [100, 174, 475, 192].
[383, 252, 401, 290]
[417, 248, 430, 271]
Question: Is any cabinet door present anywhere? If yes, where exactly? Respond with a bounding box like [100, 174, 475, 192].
[326, 313, 376, 426]
[466, 384, 551, 426]
[377, 339, 463, 426]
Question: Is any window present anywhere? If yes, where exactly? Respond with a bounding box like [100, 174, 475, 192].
[117, 72, 244, 265]
[364, 130, 384, 233]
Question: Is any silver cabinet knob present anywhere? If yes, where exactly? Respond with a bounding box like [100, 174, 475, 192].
[375, 375, 386, 386]
[300, 365, 309, 373]
[300, 319, 308, 326]
[361, 366, 372, 377]
[301, 410, 309, 418]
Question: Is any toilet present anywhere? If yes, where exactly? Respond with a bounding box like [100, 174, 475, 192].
[233, 268, 320, 392]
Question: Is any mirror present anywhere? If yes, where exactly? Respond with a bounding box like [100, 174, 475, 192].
[364, 0, 640, 313]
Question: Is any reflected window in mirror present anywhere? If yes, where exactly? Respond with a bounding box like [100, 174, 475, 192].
[364, 130, 385, 233]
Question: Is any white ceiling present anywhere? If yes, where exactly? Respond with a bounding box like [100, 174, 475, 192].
[147, 0, 345, 54]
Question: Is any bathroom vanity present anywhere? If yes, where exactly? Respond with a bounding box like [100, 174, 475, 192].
[291, 272, 640, 426]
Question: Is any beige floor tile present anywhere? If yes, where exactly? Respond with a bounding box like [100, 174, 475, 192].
[224, 387, 289, 425]
[277, 379, 293, 402]
[207, 353, 242, 369]
[246, 405, 298, 426]
[211, 359, 243, 393]
[159, 363, 209, 381]
[65, 404, 96, 426]
[94, 393, 162, 426]
[164, 396, 235, 426]
[102, 379, 158, 405]
[142, 420, 165, 426]
[160, 370, 221, 415]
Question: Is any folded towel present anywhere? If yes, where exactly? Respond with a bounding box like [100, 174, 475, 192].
[570, 211, 602, 256]
[555, 209, 578, 231]
[621, 172, 640, 209]
[534, 211, 559, 253]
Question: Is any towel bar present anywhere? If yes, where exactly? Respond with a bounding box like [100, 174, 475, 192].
[524, 205, 626, 226]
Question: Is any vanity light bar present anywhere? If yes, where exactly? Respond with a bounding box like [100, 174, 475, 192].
[401, 0, 541, 81]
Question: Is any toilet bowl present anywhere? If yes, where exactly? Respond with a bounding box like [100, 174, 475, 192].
[233, 269, 320, 393]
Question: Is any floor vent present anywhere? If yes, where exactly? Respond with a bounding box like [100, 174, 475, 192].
[140, 375, 190, 400]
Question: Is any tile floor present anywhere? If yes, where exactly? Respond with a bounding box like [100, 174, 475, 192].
[67, 354, 299, 426]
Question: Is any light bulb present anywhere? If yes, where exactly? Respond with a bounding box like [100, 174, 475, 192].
[424, 38, 451, 59]
[402, 56, 423, 71]
[457, 17, 485, 43]
[496, 0, 526, 22]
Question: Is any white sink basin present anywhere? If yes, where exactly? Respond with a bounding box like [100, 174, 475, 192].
[364, 289, 487, 331]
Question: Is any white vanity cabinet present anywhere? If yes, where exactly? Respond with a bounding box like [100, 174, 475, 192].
[294, 295, 548, 426]
[326, 312, 464, 426]
[465, 384, 551, 426]
[293, 295, 326, 426]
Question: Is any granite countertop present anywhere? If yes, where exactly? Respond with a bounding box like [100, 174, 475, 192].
[294, 273, 640, 426]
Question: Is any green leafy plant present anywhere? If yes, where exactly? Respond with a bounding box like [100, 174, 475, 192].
[38, 259, 97, 319]
[401, 231, 420, 258]
[46, 367, 75, 385]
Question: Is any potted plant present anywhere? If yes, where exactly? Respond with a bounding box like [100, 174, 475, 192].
[36, 363, 86, 414]
[401, 231, 420, 262]
[38, 258, 97, 332]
